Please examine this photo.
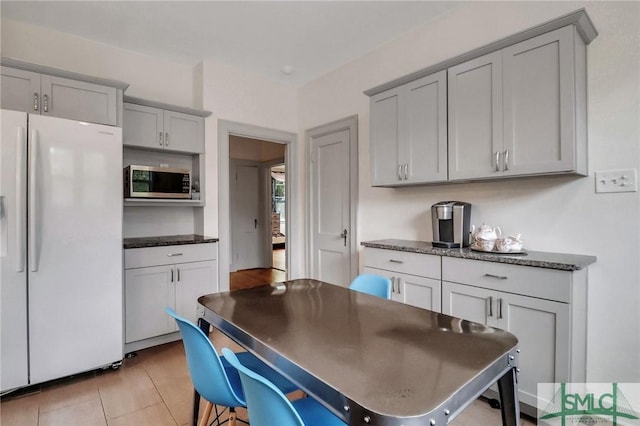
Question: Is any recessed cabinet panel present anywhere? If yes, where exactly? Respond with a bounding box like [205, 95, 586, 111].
[174, 260, 217, 325]
[404, 71, 448, 183]
[503, 26, 577, 175]
[125, 266, 175, 343]
[0, 67, 40, 112]
[123, 103, 164, 150]
[448, 51, 503, 180]
[164, 110, 204, 154]
[42, 75, 117, 125]
[370, 90, 400, 185]
[442, 281, 491, 325]
[502, 293, 569, 408]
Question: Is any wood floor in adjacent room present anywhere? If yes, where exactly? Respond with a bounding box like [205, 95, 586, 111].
[0, 332, 537, 425]
[230, 248, 286, 291]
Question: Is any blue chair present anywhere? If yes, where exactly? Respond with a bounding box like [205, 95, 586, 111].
[349, 274, 392, 299]
[165, 308, 298, 426]
[222, 348, 346, 426]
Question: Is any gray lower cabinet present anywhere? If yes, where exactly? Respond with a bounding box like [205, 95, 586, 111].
[363, 248, 441, 311]
[124, 243, 218, 351]
[441, 257, 586, 415]
[123, 102, 205, 154]
[370, 70, 447, 186]
[448, 25, 587, 180]
[1, 66, 119, 126]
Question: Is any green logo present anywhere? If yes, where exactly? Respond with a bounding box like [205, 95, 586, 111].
[538, 383, 640, 425]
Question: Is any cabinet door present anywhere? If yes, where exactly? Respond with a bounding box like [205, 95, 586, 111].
[163, 110, 204, 154]
[396, 272, 441, 311]
[402, 70, 448, 184]
[503, 26, 576, 176]
[0, 67, 40, 113]
[442, 281, 494, 326]
[448, 51, 503, 180]
[370, 88, 401, 186]
[498, 293, 569, 408]
[174, 260, 218, 325]
[41, 75, 117, 125]
[125, 265, 175, 343]
[123, 103, 164, 150]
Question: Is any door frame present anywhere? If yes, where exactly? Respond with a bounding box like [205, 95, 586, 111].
[219, 120, 298, 292]
[306, 115, 359, 283]
[261, 158, 286, 269]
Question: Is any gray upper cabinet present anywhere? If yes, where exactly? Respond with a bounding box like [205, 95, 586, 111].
[502, 25, 585, 176]
[1, 65, 121, 126]
[448, 52, 503, 180]
[366, 9, 597, 186]
[449, 26, 585, 180]
[370, 70, 447, 186]
[123, 101, 205, 154]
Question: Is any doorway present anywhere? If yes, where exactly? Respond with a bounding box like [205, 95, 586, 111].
[218, 121, 298, 293]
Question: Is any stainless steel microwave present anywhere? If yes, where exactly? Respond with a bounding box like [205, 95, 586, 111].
[124, 165, 191, 199]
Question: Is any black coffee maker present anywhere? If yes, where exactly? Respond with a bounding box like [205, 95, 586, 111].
[431, 201, 472, 248]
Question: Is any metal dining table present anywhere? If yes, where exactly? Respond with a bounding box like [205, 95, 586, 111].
[195, 279, 521, 426]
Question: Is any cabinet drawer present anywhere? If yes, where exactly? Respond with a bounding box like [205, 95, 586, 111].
[125, 243, 217, 269]
[363, 248, 440, 279]
[442, 257, 570, 302]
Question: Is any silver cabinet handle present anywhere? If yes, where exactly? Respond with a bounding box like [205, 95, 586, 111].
[159, 132, 164, 146]
[484, 273, 508, 280]
[389, 259, 404, 264]
[488, 296, 493, 317]
[177, 268, 181, 283]
[165, 132, 169, 146]
[167, 253, 183, 257]
[390, 277, 395, 293]
[43, 94, 49, 113]
[171, 268, 174, 282]
[33, 93, 39, 111]
[15, 127, 26, 272]
[495, 151, 500, 172]
[396, 278, 401, 295]
[504, 150, 509, 171]
[397, 164, 402, 181]
[498, 298, 503, 319]
[403, 164, 408, 180]
[29, 130, 39, 272]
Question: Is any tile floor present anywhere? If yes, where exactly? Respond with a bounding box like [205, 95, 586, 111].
[1, 329, 537, 425]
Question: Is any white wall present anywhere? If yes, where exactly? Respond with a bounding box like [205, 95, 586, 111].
[298, 1, 640, 383]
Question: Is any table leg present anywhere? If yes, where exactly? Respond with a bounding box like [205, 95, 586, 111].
[497, 367, 521, 426]
[192, 317, 212, 426]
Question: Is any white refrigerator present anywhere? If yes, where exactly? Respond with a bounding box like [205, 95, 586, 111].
[1, 109, 123, 392]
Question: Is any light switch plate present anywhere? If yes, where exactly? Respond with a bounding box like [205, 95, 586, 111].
[595, 168, 638, 193]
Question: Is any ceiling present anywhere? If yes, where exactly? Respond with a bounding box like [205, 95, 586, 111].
[0, 1, 460, 86]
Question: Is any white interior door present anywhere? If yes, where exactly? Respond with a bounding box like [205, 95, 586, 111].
[231, 162, 262, 270]
[309, 122, 355, 286]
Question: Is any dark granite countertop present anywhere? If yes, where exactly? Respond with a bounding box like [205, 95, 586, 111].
[361, 239, 596, 271]
[124, 234, 219, 249]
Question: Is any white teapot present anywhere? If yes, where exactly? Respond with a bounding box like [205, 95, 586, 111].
[471, 223, 502, 242]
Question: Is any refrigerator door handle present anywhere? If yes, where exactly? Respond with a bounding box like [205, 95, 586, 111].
[16, 127, 27, 272]
[29, 129, 39, 272]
